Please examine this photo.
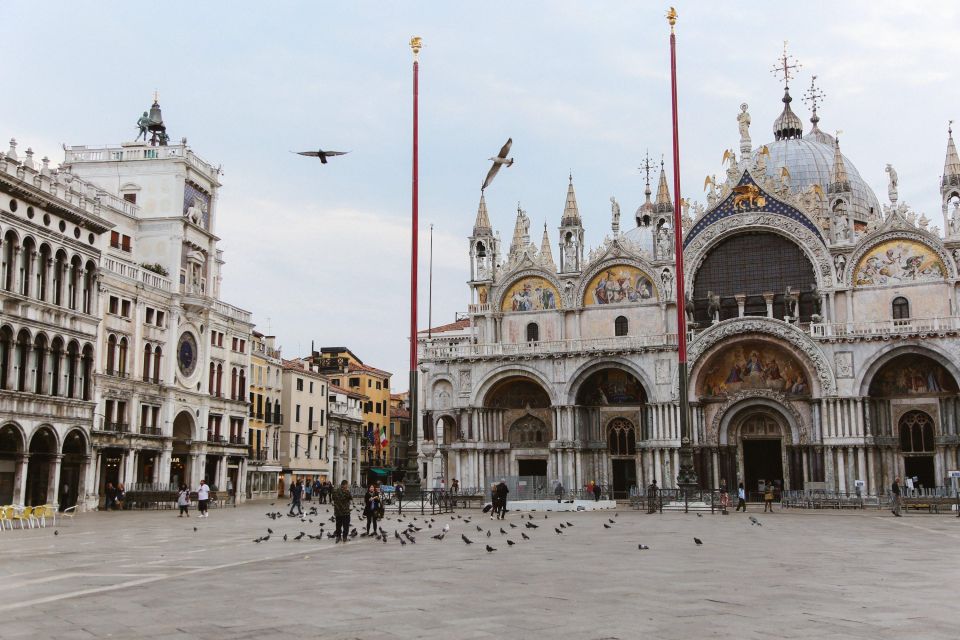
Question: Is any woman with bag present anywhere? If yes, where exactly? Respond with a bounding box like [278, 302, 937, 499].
[177, 484, 191, 517]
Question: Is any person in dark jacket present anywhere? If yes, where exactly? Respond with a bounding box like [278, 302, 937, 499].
[592, 482, 601, 501]
[363, 484, 381, 536]
[395, 481, 405, 516]
[289, 479, 303, 516]
[891, 477, 902, 517]
[332, 480, 353, 542]
[647, 479, 659, 514]
[494, 480, 509, 520]
[104, 482, 116, 511]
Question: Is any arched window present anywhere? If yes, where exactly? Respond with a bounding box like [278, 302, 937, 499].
[607, 418, 636, 455]
[892, 296, 910, 321]
[614, 315, 628, 336]
[899, 411, 935, 452]
[508, 416, 548, 447]
[143, 343, 152, 381]
[117, 337, 128, 376]
[238, 369, 246, 398]
[153, 346, 162, 381]
[209, 362, 216, 394]
[106, 335, 117, 375]
[216, 363, 223, 396]
[526, 322, 539, 343]
[231, 367, 238, 400]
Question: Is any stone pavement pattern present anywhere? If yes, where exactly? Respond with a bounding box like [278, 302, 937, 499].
[1, 503, 957, 639]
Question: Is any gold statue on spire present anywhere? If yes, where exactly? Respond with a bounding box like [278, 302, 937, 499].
[410, 36, 423, 59]
[666, 7, 678, 31]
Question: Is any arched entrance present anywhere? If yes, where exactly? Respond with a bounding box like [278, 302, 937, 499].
[26, 427, 58, 506]
[735, 410, 789, 497]
[898, 410, 935, 488]
[0, 423, 24, 503]
[509, 415, 549, 490]
[607, 418, 637, 498]
[170, 411, 195, 487]
[60, 429, 87, 510]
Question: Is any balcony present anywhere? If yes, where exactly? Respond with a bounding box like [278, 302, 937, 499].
[420, 333, 678, 362]
[207, 435, 226, 444]
[99, 422, 130, 433]
[104, 369, 130, 379]
[249, 448, 270, 462]
[810, 316, 960, 340]
[139, 425, 162, 437]
[141, 375, 161, 384]
[330, 401, 363, 421]
[229, 435, 245, 445]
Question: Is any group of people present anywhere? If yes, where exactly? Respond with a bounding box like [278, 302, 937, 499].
[174, 479, 211, 518]
[102, 482, 126, 510]
[326, 480, 406, 542]
[488, 480, 509, 519]
[286, 478, 339, 516]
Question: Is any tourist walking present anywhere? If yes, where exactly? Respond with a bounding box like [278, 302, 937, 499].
[395, 481, 405, 515]
[177, 484, 191, 517]
[736, 482, 747, 512]
[592, 481, 601, 502]
[495, 479, 509, 520]
[304, 478, 313, 503]
[555, 481, 564, 503]
[647, 479, 659, 514]
[719, 482, 730, 515]
[332, 480, 352, 543]
[451, 478, 460, 494]
[289, 479, 303, 516]
[103, 482, 116, 511]
[314, 479, 323, 504]
[891, 476, 903, 517]
[197, 478, 210, 518]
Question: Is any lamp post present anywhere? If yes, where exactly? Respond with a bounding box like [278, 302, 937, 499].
[667, 8, 698, 493]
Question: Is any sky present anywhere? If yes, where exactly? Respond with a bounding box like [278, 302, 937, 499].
[3, 1, 960, 390]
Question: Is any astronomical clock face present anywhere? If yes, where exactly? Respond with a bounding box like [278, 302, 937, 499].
[177, 332, 198, 377]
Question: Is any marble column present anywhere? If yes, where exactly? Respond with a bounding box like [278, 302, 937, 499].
[836, 448, 847, 494]
[13, 454, 29, 506]
[47, 454, 63, 506]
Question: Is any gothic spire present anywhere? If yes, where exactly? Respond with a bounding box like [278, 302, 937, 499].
[539, 223, 556, 270]
[803, 74, 834, 146]
[653, 159, 672, 215]
[827, 134, 850, 194]
[943, 121, 960, 189]
[473, 192, 492, 236]
[509, 203, 531, 257]
[561, 173, 581, 226]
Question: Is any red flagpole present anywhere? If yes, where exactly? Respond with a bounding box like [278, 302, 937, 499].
[407, 36, 423, 484]
[667, 8, 697, 490]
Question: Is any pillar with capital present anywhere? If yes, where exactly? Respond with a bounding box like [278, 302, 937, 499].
[13, 453, 29, 506]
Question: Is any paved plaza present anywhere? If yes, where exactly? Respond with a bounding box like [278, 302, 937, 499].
[1, 502, 958, 639]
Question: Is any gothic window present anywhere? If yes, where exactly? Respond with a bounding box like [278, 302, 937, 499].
[614, 316, 628, 337]
[892, 296, 910, 321]
[508, 416, 548, 447]
[607, 418, 636, 455]
[898, 411, 934, 452]
[526, 322, 539, 343]
[692, 232, 816, 323]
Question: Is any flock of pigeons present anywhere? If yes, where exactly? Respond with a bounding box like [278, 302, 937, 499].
[244, 502, 762, 552]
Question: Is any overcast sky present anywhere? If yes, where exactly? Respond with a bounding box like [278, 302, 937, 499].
[4, 2, 959, 389]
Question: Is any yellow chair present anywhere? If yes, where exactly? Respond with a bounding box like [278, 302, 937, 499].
[32, 504, 53, 528]
[0, 506, 13, 530]
[11, 506, 33, 529]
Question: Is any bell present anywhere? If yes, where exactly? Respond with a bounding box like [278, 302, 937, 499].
[148, 100, 164, 127]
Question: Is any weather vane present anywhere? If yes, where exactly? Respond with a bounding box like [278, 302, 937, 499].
[771, 41, 801, 89]
[802, 75, 825, 120]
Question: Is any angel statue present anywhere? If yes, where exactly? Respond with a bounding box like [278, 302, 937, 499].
[610, 196, 621, 235]
[737, 103, 751, 152]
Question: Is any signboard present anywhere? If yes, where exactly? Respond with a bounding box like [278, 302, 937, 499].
[948, 470, 960, 479]
[854, 480, 865, 488]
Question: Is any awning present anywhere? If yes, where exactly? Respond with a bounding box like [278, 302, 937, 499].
[369, 467, 392, 476]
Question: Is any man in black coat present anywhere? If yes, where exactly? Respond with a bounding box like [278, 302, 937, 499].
[494, 480, 509, 520]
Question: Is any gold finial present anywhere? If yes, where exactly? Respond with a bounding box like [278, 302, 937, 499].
[410, 36, 423, 59]
[666, 6, 678, 31]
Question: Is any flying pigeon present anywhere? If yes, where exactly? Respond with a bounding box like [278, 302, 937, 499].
[294, 149, 350, 164]
[481, 138, 513, 191]
[462, 534, 474, 545]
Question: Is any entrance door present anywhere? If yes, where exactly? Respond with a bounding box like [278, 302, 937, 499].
[904, 456, 935, 489]
[611, 459, 637, 499]
[517, 459, 547, 497]
[59, 462, 81, 510]
[743, 439, 783, 497]
[518, 459, 547, 477]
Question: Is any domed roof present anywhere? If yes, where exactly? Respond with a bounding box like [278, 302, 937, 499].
[622, 224, 655, 255]
[753, 137, 882, 221]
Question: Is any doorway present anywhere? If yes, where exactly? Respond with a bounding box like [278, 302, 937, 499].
[518, 459, 547, 477]
[611, 459, 637, 499]
[903, 456, 935, 489]
[743, 439, 783, 496]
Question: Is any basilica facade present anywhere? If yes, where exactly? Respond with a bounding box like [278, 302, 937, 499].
[416, 78, 960, 498]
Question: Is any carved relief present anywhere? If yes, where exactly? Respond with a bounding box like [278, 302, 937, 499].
[655, 359, 671, 385]
[708, 389, 809, 446]
[835, 352, 854, 379]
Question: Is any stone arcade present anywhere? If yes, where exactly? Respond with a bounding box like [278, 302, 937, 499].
[417, 72, 960, 498]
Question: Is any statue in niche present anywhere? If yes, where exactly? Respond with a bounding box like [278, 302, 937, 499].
[657, 225, 673, 259]
[834, 254, 846, 280]
[783, 285, 799, 321]
[563, 236, 578, 270]
[810, 284, 824, 322]
[684, 289, 695, 325]
[737, 103, 751, 145]
[610, 197, 621, 235]
[660, 267, 673, 300]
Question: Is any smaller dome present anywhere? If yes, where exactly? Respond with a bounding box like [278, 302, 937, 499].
[773, 89, 803, 141]
[622, 223, 655, 255]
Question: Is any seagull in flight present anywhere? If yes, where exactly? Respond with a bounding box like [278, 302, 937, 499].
[294, 148, 350, 164]
[481, 138, 513, 191]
